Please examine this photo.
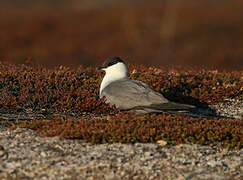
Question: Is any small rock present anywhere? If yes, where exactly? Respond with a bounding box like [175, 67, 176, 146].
[207, 160, 221, 167]
[0, 146, 8, 160]
[0, 150, 4, 157]
[175, 144, 183, 148]
[144, 151, 153, 157]
[157, 140, 167, 146]
[40, 152, 47, 158]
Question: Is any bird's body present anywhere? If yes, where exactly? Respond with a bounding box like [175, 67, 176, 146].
[97, 57, 195, 114]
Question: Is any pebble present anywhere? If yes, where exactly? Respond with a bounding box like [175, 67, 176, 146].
[211, 99, 243, 119]
[207, 160, 222, 167]
[0, 128, 242, 179]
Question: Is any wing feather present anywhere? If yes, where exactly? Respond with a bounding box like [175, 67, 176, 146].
[101, 79, 169, 110]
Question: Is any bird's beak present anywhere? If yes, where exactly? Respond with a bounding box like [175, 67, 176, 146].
[96, 66, 105, 70]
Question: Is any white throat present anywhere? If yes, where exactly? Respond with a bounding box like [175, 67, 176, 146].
[100, 62, 127, 96]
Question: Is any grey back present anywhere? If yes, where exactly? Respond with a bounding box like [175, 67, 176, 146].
[101, 78, 169, 110]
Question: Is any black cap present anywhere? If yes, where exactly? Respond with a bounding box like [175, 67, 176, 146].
[96, 57, 124, 70]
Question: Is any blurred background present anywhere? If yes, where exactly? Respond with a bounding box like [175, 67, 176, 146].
[0, 0, 243, 70]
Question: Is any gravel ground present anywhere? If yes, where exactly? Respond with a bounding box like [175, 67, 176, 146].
[210, 99, 243, 119]
[0, 128, 242, 180]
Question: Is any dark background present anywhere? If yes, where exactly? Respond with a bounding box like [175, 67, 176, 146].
[0, 0, 243, 70]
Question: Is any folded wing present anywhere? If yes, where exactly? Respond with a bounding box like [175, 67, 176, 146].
[101, 79, 195, 112]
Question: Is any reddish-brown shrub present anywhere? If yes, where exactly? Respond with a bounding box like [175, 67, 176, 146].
[0, 62, 242, 114]
[15, 113, 242, 149]
[1, 62, 241, 148]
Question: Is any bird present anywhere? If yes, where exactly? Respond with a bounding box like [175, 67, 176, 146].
[97, 57, 195, 114]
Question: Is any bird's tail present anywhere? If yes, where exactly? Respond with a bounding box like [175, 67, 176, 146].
[153, 102, 195, 111]
[130, 102, 195, 114]
[134, 102, 195, 112]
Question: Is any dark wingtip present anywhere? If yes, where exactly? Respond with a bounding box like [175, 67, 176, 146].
[148, 102, 196, 111]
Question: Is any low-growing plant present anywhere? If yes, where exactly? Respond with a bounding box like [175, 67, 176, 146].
[1, 62, 242, 148]
[13, 112, 242, 149]
[0, 62, 242, 115]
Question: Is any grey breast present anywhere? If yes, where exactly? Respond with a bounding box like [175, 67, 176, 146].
[100, 78, 169, 110]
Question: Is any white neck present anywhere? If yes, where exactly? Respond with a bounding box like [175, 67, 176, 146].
[100, 62, 127, 96]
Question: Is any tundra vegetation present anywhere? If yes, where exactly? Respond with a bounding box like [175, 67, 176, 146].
[0, 62, 241, 149]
